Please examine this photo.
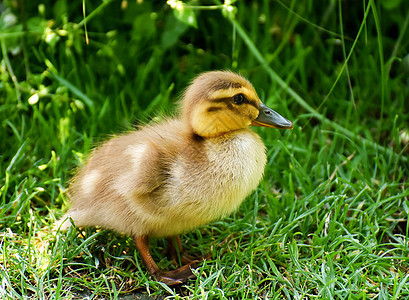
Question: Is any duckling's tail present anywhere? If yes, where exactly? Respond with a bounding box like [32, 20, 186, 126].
[52, 210, 83, 234]
[54, 214, 73, 232]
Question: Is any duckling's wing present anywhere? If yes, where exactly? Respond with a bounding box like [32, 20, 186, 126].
[108, 139, 168, 197]
[59, 132, 170, 230]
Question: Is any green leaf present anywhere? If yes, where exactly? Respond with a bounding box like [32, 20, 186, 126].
[403, 200, 409, 215]
[161, 13, 188, 49]
[381, 0, 402, 10]
[173, 7, 197, 28]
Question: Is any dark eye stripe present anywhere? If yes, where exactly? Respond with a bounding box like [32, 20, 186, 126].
[210, 96, 259, 109]
[207, 107, 223, 112]
[211, 97, 232, 103]
[247, 100, 259, 109]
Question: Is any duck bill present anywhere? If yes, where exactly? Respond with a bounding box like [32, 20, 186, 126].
[251, 103, 293, 129]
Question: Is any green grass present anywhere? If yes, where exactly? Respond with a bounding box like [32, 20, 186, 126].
[1, 0, 409, 298]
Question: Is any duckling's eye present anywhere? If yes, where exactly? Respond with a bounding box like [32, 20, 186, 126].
[233, 93, 246, 105]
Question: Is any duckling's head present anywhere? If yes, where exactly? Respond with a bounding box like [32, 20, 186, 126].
[181, 71, 293, 138]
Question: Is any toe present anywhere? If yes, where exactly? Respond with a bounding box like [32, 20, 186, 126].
[156, 264, 197, 285]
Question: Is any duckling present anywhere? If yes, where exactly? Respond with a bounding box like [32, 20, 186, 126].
[58, 71, 293, 285]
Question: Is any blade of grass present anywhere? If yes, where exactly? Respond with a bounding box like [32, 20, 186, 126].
[77, 0, 115, 28]
[338, 0, 355, 108]
[316, 0, 371, 112]
[369, 0, 386, 141]
[49, 71, 95, 113]
[386, 11, 409, 77]
[1, 39, 21, 101]
[82, 0, 89, 45]
[275, 0, 343, 38]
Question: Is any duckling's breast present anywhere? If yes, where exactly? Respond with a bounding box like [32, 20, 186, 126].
[157, 129, 267, 235]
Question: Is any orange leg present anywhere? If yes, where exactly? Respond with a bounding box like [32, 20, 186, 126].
[134, 235, 197, 286]
[167, 235, 199, 266]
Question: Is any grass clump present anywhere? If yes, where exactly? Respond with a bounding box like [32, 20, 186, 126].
[1, 0, 409, 298]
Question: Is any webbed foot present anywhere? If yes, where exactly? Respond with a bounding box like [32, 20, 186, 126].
[155, 262, 197, 285]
